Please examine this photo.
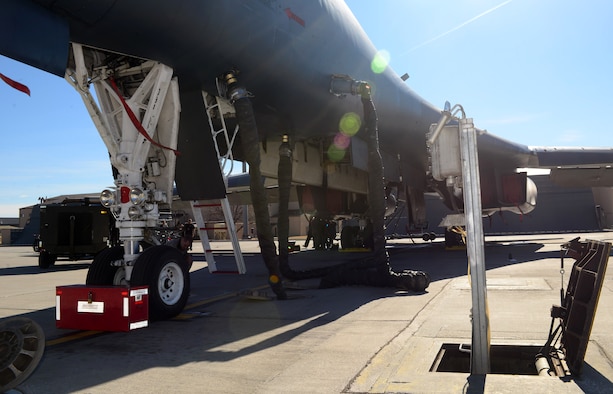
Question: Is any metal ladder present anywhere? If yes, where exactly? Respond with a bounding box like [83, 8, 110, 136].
[191, 198, 246, 274]
[191, 91, 245, 274]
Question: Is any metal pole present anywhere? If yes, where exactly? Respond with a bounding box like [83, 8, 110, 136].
[459, 117, 490, 374]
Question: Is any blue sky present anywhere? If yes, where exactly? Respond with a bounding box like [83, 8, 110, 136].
[1, 0, 612, 217]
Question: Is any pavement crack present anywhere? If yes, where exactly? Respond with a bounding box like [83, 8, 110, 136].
[591, 339, 613, 370]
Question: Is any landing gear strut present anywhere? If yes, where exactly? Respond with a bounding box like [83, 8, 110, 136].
[67, 43, 189, 319]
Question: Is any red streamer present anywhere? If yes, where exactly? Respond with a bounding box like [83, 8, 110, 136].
[0, 73, 31, 96]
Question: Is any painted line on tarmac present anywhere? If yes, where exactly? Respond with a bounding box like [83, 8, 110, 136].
[46, 330, 105, 347]
[45, 284, 270, 347]
[183, 284, 269, 311]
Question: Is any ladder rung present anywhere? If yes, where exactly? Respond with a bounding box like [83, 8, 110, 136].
[193, 203, 221, 208]
[190, 97, 246, 275]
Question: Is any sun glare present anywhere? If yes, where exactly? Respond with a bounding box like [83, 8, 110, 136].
[371, 50, 390, 74]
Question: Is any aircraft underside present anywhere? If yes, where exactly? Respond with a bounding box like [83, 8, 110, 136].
[62, 43, 432, 318]
[0, 0, 555, 325]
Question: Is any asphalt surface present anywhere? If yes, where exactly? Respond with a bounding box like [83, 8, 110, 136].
[2, 233, 613, 393]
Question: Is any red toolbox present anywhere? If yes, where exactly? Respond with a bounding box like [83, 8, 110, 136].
[56, 285, 149, 332]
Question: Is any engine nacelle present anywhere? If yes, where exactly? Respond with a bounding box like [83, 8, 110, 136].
[482, 172, 537, 216]
[433, 171, 538, 218]
[502, 176, 537, 215]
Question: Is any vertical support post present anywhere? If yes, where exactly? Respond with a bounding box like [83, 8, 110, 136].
[459, 117, 490, 375]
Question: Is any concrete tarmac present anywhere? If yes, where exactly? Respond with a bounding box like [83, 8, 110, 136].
[2, 232, 613, 393]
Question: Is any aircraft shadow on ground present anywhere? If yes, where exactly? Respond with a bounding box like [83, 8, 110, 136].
[18, 275, 405, 392]
[14, 241, 432, 390]
[13, 240, 613, 392]
[0, 262, 91, 276]
[387, 241, 568, 282]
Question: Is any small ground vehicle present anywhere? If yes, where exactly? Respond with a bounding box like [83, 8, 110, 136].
[37, 199, 117, 268]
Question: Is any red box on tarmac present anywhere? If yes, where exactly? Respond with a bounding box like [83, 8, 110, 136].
[56, 285, 149, 332]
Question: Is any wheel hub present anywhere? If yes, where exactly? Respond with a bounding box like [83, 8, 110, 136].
[0, 318, 46, 391]
[0, 329, 22, 369]
[157, 262, 184, 305]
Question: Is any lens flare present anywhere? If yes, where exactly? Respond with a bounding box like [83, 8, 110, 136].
[339, 112, 361, 136]
[330, 112, 363, 162]
[327, 143, 346, 162]
[371, 50, 390, 74]
[334, 133, 351, 150]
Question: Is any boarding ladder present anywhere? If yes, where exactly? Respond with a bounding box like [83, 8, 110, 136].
[191, 91, 246, 274]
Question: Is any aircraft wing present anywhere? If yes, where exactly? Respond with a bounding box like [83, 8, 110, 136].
[531, 147, 613, 187]
[532, 147, 613, 168]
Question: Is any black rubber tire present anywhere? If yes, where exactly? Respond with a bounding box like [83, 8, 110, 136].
[38, 251, 56, 269]
[86, 246, 123, 285]
[444, 228, 465, 248]
[340, 226, 355, 249]
[130, 245, 190, 321]
[0, 318, 46, 392]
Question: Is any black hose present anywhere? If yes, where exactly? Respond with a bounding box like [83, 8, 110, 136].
[318, 89, 430, 291]
[233, 94, 287, 300]
[277, 139, 338, 280]
[230, 76, 429, 293]
[277, 139, 292, 277]
[362, 93, 388, 269]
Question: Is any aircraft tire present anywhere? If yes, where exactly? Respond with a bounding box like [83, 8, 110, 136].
[0, 317, 45, 392]
[86, 246, 123, 285]
[363, 222, 374, 249]
[38, 251, 56, 269]
[444, 227, 465, 248]
[340, 226, 356, 249]
[130, 245, 190, 321]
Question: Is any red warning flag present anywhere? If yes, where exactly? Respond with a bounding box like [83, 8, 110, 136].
[0, 73, 31, 96]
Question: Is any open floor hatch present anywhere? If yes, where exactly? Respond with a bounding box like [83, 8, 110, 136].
[431, 238, 610, 377]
